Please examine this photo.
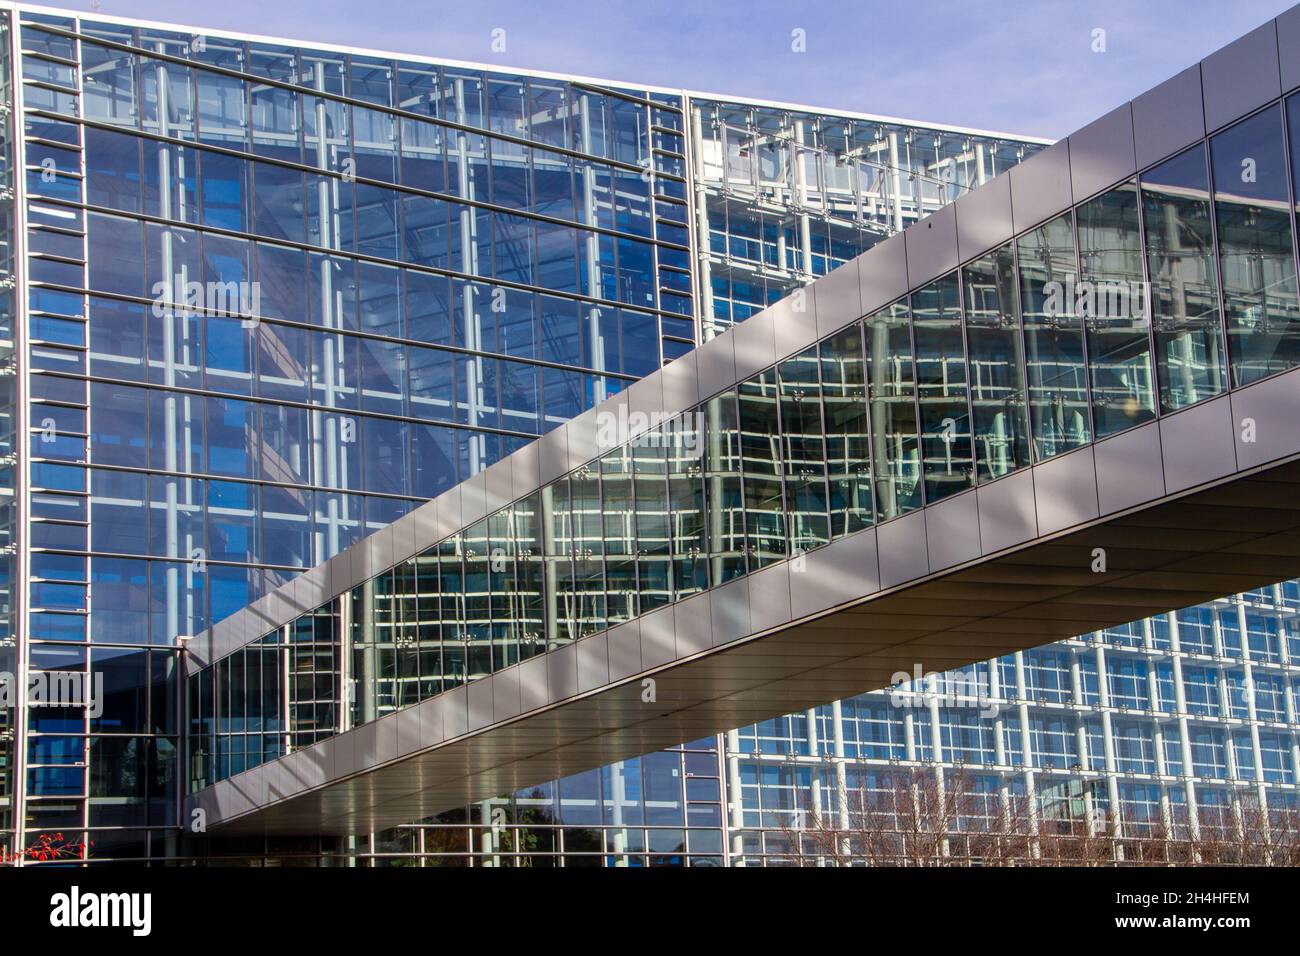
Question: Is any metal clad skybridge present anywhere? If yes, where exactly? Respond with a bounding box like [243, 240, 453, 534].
[185, 13, 1300, 835]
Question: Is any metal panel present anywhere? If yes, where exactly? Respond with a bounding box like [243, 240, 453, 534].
[325, 551, 354, 604]
[372, 524, 398, 575]
[695, 331, 737, 400]
[419, 691, 445, 747]
[1231, 366, 1300, 470]
[395, 707, 421, 757]
[370, 717, 397, 765]
[468, 678, 494, 731]
[296, 744, 329, 789]
[1033, 446, 1100, 536]
[607, 618, 642, 680]
[483, 458, 513, 513]
[227, 777, 254, 816]
[1133, 65, 1207, 169]
[659, 348, 700, 415]
[639, 604, 676, 668]
[673, 590, 713, 656]
[576, 633, 609, 693]
[925, 491, 982, 571]
[625, 374, 665, 436]
[265, 760, 287, 800]
[954, 172, 1014, 263]
[790, 529, 880, 619]
[1278, 5, 1300, 93]
[389, 514, 418, 567]
[459, 472, 489, 529]
[518, 654, 548, 712]
[749, 562, 792, 633]
[903, 204, 959, 288]
[510, 441, 541, 504]
[440, 685, 469, 740]
[771, 284, 820, 359]
[1068, 103, 1136, 201]
[493, 666, 522, 722]
[732, 306, 778, 381]
[567, 416, 601, 470]
[537, 424, 569, 486]
[435, 484, 463, 537]
[1009, 139, 1072, 232]
[352, 722, 378, 767]
[813, 258, 862, 339]
[1160, 394, 1237, 494]
[1200, 20, 1282, 133]
[977, 469, 1038, 555]
[710, 576, 752, 646]
[332, 730, 357, 779]
[546, 643, 579, 702]
[857, 232, 909, 318]
[1094, 421, 1166, 515]
[877, 511, 929, 588]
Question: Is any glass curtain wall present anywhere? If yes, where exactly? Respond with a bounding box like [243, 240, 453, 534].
[194, 84, 1300, 793]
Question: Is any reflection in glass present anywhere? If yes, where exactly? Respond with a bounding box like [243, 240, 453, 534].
[1141, 144, 1225, 411]
[633, 431, 673, 613]
[913, 273, 974, 501]
[573, 467, 610, 633]
[737, 370, 787, 567]
[1019, 212, 1091, 458]
[864, 302, 922, 518]
[1212, 104, 1300, 386]
[704, 392, 746, 582]
[819, 326, 874, 536]
[963, 244, 1030, 479]
[777, 347, 831, 552]
[542, 480, 575, 646]
[667, 414, 709, 598]
[461, 518, 492, 680]
[1076, 182, 1156, 438]
[513, 492, 546, 659]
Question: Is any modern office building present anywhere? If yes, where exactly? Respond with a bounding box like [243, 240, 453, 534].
[4, 0, 1300, 867]
[0, 1, 1044, 862]
[183, 583, 1300, 867]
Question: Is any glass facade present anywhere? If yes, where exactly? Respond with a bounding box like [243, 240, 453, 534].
[178, 584, 1300, 867]
[0, 8, 18, 850]
[3, 5, 1046, 861]
[726, 583, 1300, 865]
[10, 5, 698, 859]
[691, 98, 1036, 338]
[6, 2, 1299, 868]
[191, 89, 1300, 790]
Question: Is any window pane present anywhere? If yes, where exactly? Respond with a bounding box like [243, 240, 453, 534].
[1076, 182, 1156, 438]
[864, 302, 921, 518]
[1142, 144, 1226, 411]
[963, 243, 1030, 479]
[819, 325, 874, 536]
[667, 413, 709, 598]
[1018, 211, 1091, 458]
[913, 273, 974, 500]
[738, 370, 786, 567]
[1213, 104, 1300, 386]
[703, 392, 746, 582]
[777, 347, 830, 552]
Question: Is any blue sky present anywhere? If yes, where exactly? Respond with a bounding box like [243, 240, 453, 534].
[58, 0, 1298, 139]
